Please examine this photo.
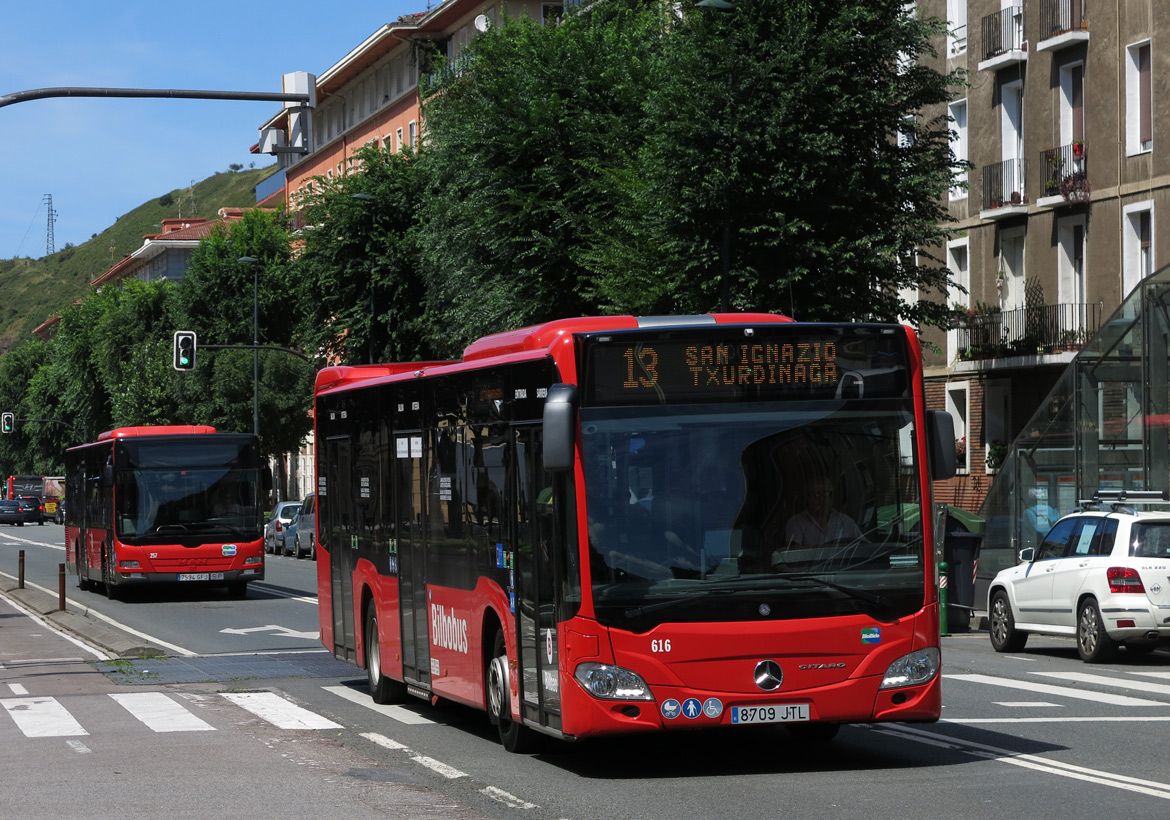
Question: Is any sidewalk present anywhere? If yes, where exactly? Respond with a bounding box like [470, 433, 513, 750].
[0, 581, 161, 658]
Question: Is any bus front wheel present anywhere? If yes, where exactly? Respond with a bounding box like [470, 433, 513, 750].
[487, 629, 537, 753]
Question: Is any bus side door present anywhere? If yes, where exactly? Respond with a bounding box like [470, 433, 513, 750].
[395, 431, 430, 688]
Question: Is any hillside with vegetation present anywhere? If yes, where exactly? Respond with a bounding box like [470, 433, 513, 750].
[0, 166, 276, 354]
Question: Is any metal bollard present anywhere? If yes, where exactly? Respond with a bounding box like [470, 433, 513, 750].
[939, 560, 949, 637]
[18, 549, 25, 589]
[59, 563, 66, 611]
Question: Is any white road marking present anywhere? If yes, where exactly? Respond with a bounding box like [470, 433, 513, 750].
[221, 691, 341, 730]
[323, 685, 435, 724]
[872, 723, 1170, 799]
[992, 701, 1061, 708]
[66, 739, 92, 754]
[946, 673, 1165, 705]
[7, 683, 29, 695]
[361, 731, 408, 750]
[1, 696, 88, 737]
[413, 755, 468, 779]
[110, 692, 215, 732]
[1033, 670, 1170, 696]
[481, 786, 538, 809]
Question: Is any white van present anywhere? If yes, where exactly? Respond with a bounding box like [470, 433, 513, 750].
[293, 492, 316, 559]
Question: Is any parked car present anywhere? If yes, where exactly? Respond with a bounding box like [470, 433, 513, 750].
[282, 513, 299, 557]
[292, 493, 316, 559]
[18, 496, 46, 525]
[264, 501, 301, 554]
[0, 499, 31, 526]
[988, 492, 1170, 662]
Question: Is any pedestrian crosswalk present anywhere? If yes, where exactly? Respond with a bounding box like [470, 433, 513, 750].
[0, 688, 340, 740]
[945, 667, 1170, 719]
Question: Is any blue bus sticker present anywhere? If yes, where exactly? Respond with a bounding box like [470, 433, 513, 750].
[660, 699, 682, 720]
[681, 698, 702, 719]
[703, 698, 724, 719]
[221, 544, 237, 556]
[862, 627, 881, 644]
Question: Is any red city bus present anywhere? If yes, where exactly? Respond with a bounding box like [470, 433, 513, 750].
[65, 426, 268, 599]
[6, 474, 43, 500]
[314, 315, 956, 751]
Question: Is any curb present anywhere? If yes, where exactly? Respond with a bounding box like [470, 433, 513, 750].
[1, 583, 164, 659]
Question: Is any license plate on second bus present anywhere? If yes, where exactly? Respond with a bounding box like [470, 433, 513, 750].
[178, 572, 224, 581]
[730, 704, 810, 724]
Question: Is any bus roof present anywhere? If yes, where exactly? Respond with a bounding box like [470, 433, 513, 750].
[96, 425, 218, 441]
[315, 313, 791, 395]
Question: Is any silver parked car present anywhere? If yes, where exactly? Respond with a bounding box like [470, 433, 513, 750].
[293, 493, 316, 560]
[264, 501, 301, 555]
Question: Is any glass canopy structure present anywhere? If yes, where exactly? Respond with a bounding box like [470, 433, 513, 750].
[978, 265, 1170, 589]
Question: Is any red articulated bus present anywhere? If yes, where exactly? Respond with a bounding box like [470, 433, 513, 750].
[314, 315, 956, 751]
[64, 426, 268, 599]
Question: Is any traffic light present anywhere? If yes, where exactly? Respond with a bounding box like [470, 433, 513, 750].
[173, 331, 197, 371]
[1, 412, 12, 433]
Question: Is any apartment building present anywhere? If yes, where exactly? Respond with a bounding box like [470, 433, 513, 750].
[253, 1, 566, 216]
[917, 1, 1168, 510]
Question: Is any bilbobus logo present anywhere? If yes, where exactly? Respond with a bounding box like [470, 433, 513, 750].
[431, 604, 469, 654]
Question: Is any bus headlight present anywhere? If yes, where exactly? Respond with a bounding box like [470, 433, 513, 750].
[245, 556, 262, 565]
[879, 647, 940, 689]
[574, 663, 655, 700]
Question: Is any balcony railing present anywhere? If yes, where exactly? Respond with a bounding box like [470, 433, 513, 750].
[1038, 0, 1088, 41]
[1041, 142, 1089, 202]
[982, 5, 1025, 61]
[982, 158, 1027, 210]
[956, 302, 1102, 361]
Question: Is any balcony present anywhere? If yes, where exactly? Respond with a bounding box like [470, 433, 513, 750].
[1039, 142, 1090, 206]
[980, 158, 1028, 220]
[955, 302, 1102, 362]
[979, 5, 1027, 71]
[1036, 0, 1089, 53]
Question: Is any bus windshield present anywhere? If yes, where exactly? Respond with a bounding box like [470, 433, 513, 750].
[580, 400, 924, 631]
[113, 439, 263, 544]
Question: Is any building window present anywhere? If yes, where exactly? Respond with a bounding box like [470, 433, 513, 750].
[543, 4, 564, 24]
[946, 382, 970, 474]
[947, 0, 967, 57]
[1126, 41, 1152, 155]
[1059, 61, 1084, 147]
[949, 99, 968, 200]
[408, 120, 417, 148]
[396, 128, 404, 153]
[1123, 201, 1154, 298]
[946, 238, 969, 364]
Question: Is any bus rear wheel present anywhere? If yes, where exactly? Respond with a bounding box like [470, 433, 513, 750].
[487, 629, 537, 753]
[365, 602, 405, 704]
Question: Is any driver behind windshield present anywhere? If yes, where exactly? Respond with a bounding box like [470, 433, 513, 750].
[779, 477, 863, 556]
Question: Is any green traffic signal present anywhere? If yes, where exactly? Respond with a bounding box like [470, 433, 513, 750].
[1, 412, 13, 433]
[173, 331, 198, 371]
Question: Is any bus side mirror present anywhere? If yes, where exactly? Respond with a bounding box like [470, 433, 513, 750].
[543, 383, 578, 472]
[926, 410, 956, 481]
[102, 465, 114, 487]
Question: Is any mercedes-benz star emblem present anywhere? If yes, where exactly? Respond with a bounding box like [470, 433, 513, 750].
[754, 659, 784, 691]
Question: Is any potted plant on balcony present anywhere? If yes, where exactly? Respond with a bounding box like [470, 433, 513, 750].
[1072, 139, 1085, 158]
[1059, 169, 1091, 203]
[985, 440, 1008, 473]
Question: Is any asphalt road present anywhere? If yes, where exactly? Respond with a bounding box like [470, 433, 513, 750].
[5, 522, 1170, 819]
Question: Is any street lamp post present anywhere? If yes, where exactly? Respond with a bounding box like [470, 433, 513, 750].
[238, 256, 260, 437]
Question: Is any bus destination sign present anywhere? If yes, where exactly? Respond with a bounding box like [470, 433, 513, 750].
[583, 327, 909, 405]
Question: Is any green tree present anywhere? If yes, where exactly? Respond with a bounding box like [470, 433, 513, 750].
[418, 1, 664, 352]
[294, 144, 432, 363]
[613, 0, 964, 324]
[176, 209, 314, 456]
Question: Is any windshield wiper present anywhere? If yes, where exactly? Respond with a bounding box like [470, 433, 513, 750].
[778, 573, 888, 607]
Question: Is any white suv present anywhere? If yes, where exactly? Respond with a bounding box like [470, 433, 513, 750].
[988, 492, 1170, 662]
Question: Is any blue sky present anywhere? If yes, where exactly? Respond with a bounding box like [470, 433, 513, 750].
[1, 0, 427, 261]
